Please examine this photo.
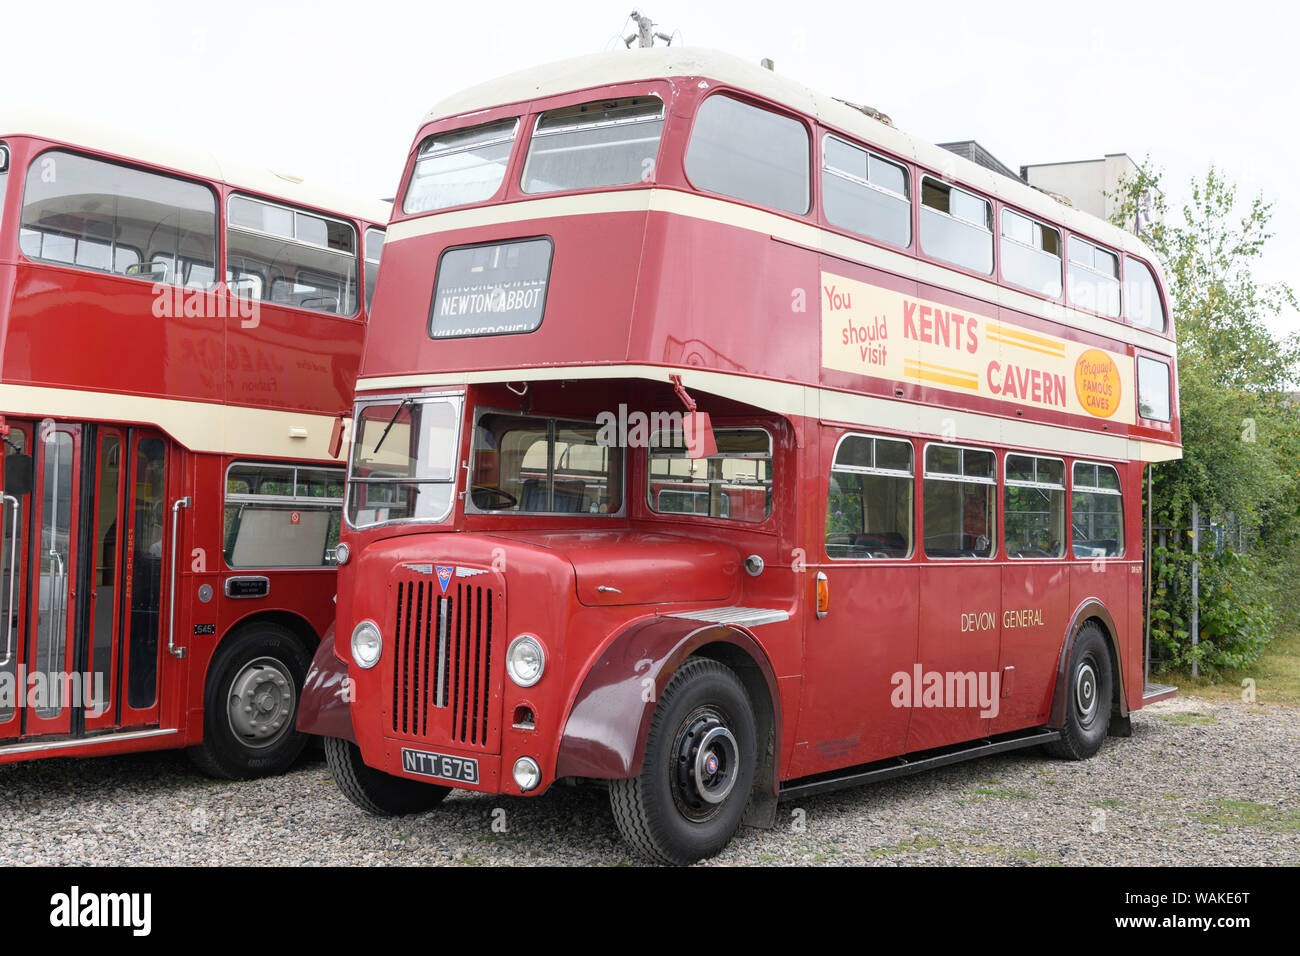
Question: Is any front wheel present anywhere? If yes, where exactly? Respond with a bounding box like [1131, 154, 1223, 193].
[1046, 621, 1114, 760]
[324, 736, 450, 815]
[609, 658, 757, 865]
[189, 623, 311, 779]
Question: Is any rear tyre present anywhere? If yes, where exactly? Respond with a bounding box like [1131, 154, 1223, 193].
[609, 658, 757, 866]
[324, 736, 450, 816]
[189, 623, 311, 780]
[1046, 621, 1113, 760]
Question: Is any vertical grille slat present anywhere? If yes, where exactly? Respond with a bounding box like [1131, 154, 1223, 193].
[389, 572, 497, 748]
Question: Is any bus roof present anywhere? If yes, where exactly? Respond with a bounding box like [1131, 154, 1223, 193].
[421, 47, 1158, 266]
[0, 109, 392, 227]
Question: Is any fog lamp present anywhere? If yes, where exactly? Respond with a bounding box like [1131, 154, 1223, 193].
[513, 757, 541, 793]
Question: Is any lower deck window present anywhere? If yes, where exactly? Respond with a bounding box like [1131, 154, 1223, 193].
[923, 444, 996, 558]
[1004, 454, 1066, 558]
[648, 428, 772, 523]
[1072, 461, 1124, 557]
[224, 462, 344, 568]
[826, 433, 913, 558]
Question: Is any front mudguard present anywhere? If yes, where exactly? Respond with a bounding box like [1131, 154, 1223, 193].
[555, 615, 781, 797]
[296, 624, 357, 744]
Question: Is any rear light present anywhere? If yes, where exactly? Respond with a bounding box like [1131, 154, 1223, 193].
[815, 572, 829, 619]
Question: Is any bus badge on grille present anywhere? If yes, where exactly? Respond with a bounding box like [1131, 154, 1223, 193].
[436, 566, 454, 592]
[456, 567, 487, 578]
[402, 563, 433, 575]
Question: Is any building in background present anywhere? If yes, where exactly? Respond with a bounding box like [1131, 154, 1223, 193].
[1020, 153, 1161, 233]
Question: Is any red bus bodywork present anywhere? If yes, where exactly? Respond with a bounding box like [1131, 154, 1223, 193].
[303, 48, 1181, 861]
[0, 115, 389, 771]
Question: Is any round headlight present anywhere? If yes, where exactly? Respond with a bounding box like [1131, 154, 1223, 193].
[506, 635, 545, 687]
[513, 756, 541, 793]
[351, 620, 382, 669]
[334, 542, 350, 566]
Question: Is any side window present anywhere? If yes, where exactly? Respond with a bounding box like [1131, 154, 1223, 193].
[648, 428, 772, 523]
[364, 227, 385, 309]
[1067, 237, 1121, 317]
[1004, 454, 1066, 559]
[685, 95, 810, 215]
[1137, 355, 1172, 422]
[1000, 209, 1062, 297]
[20, 150, 215, 286]
[923, 444, 996, 558]
[821, 134, 910, 248]
[1125, 256, 1166, 331]
[825, 434, 913, 559]
[919, 177, 993, 274]
[1072, 462, 1124, 558]
[469, 414, 623, 515]
[224, 462, 345, 568]
[227, 195, 359, 317]
[522, 96, 664, 194]
[403, 118, 519, 214]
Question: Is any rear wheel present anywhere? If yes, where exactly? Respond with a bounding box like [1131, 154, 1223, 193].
[189, 623, 310, 779]
[324, 736, 450, 815]
[609, 658, 757, 865]
[1046, 621, 1113, 760]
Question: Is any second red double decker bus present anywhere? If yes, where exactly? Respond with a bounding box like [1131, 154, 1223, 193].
[301, 48, 1181, 863]
[0, 112, 389, 777]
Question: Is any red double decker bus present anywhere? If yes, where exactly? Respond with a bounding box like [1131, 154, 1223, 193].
[0, 113, 389, 777]
[300, 48, 1181, 863]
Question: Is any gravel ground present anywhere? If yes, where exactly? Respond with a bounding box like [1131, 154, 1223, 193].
[1, 695, 1296, 866]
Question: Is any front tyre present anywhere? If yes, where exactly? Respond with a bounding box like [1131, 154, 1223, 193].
[324, 736, 450, 815]
[188, 623, 310, 780]
[1046, 621, 1114, 760]
[610, 658, 757, 865]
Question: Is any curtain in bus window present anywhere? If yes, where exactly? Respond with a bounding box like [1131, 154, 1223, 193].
[20, 151, 216, 286]
[403, 119, 519, 214]
[226, 195, 359, 317]
[685, 95, 810, 215]
[522, 97, 664, 194]
[128, 438, 165, 711]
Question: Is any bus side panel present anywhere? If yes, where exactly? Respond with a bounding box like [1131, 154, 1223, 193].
[992, 561, 1071, 734]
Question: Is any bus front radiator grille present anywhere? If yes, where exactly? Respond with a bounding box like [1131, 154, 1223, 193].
[391, 578, 495, 746]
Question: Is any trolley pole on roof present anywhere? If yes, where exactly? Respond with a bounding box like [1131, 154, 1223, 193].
[625, 9, 674, 48]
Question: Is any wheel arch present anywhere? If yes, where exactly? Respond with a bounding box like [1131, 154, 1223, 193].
[555, 616, 782, 799]
[1048, 599, 1128, 729]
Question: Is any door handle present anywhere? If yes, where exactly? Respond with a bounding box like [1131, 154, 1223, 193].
[167, 497, 192, 659]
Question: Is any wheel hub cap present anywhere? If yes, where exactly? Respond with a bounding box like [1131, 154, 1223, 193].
[228, 657, 296, 749]
[1076, 661, 1099, 725]
[672, 710, 739, 821]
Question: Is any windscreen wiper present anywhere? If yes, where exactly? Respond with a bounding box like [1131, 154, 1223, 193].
[371, 398, 413, 456]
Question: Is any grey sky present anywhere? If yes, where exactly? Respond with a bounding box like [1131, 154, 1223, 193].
[4, 0, 1295, 330]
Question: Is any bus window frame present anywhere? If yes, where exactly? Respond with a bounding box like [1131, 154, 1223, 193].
[1122, 253, 1169, 334]
[225, 191, 362, 320]
[519, 93, 667, 197]
[1066, 233, 1123, 320]
[17, 146, 219, 289]
[466, 406, 628, 519]
[222, 459, 346, 571]
[1070, 459, 1126, 559]
[920, 440, 999, 560]
[997, 204, 1064, 301]
[644, 423, 777, 529]
[1002, 452, 1067, 560]
[819, 132, 913, 251]
[825, 430, 915, 561]
[916, 174, 995, 278]
[682, 89, 815, 220]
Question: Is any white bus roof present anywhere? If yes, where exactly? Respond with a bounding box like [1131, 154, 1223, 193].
[0, 109, 392, 227]
[422, 47, 1158, 264]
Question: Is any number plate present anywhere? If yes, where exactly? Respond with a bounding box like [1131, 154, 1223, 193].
[400, 748, 479, 784]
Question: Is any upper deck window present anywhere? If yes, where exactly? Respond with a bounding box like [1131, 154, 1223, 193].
[521, 96, 664, 194]
[19, 150, 215, 286]
[1137, 356, 1172, 422]
[821, 134, 910, 248]
[1124, 256, 1166, 331]
[227, 195, 358, 317]
[364, 227, 385, 308]
[1000, 208, 1062, 297]
[1067, 236, 1121, 317]
[685, 95, 810, 215]
[919, 178, 993, 275]
[404, 118, 518, 214]
[648, 428, 773, 523]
